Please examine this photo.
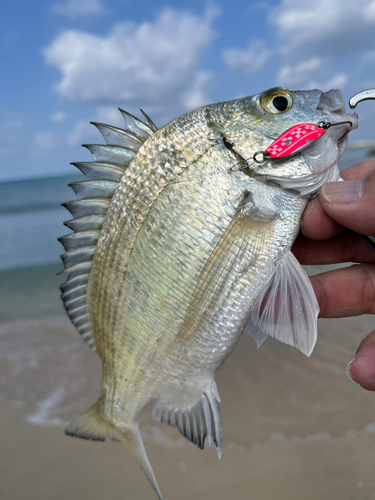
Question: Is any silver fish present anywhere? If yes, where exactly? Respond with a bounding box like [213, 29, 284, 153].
[60, 88, 357, 498]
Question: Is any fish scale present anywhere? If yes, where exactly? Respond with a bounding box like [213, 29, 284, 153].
[61, 88, 358, 499]
[91, 118, 222, 358]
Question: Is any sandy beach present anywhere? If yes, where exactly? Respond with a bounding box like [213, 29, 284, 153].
[1, 263, 375, 499]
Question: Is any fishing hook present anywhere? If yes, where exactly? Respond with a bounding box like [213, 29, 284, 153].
[316, 120, 354, 129]
[349, 89, 375, 109]
[347, 88, 375, 250]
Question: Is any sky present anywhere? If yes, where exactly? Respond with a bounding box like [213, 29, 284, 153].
[2, 0, 375, 181]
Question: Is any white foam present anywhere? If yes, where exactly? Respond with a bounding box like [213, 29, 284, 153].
[26, 388, 65, 426]
[364, 423, 375, 434]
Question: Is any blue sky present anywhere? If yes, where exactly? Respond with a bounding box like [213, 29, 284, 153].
[2, 0, 375, 181]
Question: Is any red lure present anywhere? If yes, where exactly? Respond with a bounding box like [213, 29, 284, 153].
[228, 120, 352, 172]
[264, 123, 326, 159]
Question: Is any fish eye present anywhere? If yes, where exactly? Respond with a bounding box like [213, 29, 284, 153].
[260, 89, 293, 114]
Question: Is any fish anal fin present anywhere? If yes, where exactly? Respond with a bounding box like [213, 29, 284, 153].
[248, 250, 319, 357]
[152, 382, 222, 458]
[66, 401, 163, 499]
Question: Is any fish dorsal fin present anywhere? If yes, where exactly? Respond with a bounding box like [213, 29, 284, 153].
[140, 109, 158, 132]
[60, 109, 158, 351]
[246, 250, 319, 357]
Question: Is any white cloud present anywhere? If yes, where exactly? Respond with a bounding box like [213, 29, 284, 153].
[182, 72, 211, 110]
[222, 40, 270, 74]
[318, 73, 348, 90]
[277, 57, 321, 86]
[361, 50, 375, 65]
[67, 106, 128, 146]
[52, 112, 66, 122]
[43, 7, 218, 122]
[363, 0, 375, 20]
[270, 0, 375, 60]
[35, 133, 59, 150]
[278, 58, 347, 90]
[67, 121, 96, 146]
[97, 106, 125, 128]
[51, 0, 105, 20]
[307, 73, 348, 92]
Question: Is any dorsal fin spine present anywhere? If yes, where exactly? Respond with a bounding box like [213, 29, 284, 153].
[140, 109, 158, 132]
[71, 163, 125, 181]
[91, 122, 145, 149]
[60, 109, 157, 351]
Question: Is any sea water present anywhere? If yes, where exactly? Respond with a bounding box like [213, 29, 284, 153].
[0, 174, 81, 270]
[0, 147, 375, 500]
[0, 145, 373, 271]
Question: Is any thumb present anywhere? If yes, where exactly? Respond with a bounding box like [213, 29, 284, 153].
[319, 172, 375, 235]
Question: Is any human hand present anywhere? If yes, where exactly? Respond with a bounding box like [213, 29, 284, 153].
[292, 159, 375, 390]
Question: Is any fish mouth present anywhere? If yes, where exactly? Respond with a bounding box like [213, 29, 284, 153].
[303, 89, 358, 166]
[337, 131, 349, 158]
[317, 89, 358, 134]
[317, 89, 347, 114]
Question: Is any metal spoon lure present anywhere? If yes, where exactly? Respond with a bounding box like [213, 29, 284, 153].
[228, 120, 353, 173]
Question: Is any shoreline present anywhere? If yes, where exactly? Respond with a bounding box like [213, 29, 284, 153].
[1, 312, 375, 499]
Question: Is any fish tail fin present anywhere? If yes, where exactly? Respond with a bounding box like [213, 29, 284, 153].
[65, 401, 163, 500]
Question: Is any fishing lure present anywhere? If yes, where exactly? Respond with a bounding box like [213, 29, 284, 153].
[229, 120, 353, 172]
[229, 89, 375, 251]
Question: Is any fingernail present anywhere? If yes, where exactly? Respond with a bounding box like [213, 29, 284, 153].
[300, 216, 305, 235]
[347, 357, 357, 383]
[321, 180, 364, 204]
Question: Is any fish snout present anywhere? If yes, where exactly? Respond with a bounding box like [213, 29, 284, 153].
[317, 89, 346, 115]
[317, 89, 358, 131]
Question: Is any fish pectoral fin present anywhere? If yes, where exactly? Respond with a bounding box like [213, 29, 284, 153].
[152, 382, 222, 458]
[179, 191, 277, 344]
[66, 401, 163, 499]
[247, 250, 319, 357]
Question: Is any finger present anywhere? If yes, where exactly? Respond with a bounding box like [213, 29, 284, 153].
[341, 159, 375, 181]
[319, 170, 375, 235]
[292, 231, 375, 265]
[301, 196, 343, 240]
[347, 330, 375, 391]
[310, 263, 375, 318]
[301, 160, 375, 240]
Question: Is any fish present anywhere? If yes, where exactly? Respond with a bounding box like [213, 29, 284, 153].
[59, 87, 357, 498]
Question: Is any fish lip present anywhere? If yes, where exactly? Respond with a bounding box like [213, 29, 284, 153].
[317, 89, 359, 132]
[317, 89, 346, 114]
[331, 110, 358, 158]
[337, 131, 349, 158]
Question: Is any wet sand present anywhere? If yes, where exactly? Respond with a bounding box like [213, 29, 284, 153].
[1, 308, 375, 500]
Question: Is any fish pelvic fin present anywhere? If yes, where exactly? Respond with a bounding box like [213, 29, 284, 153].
[65, 401, 163, 500]
[152, 381, 222, 459]
[246, 250, 319, 357]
